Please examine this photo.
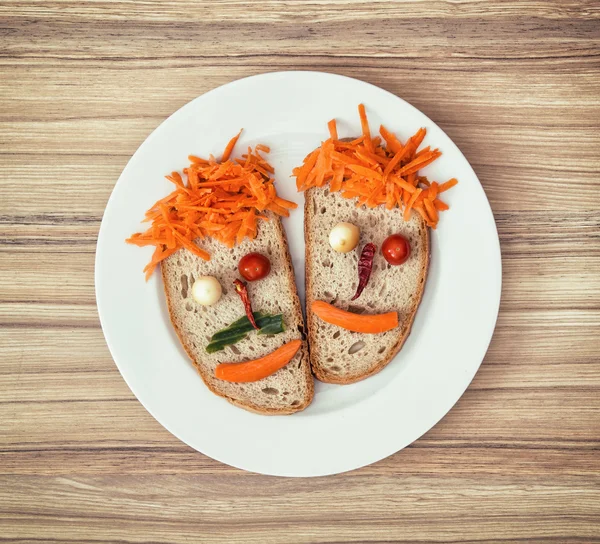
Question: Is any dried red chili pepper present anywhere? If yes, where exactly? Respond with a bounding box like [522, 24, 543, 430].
[351, 242, 376, 301]
[233, 279, 259, 329]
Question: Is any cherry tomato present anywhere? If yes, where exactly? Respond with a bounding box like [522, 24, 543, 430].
[238, 252, 271, 281]
[382, 234, 411, 265]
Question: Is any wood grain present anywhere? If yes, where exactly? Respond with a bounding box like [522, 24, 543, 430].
[1, 1, 599, 542]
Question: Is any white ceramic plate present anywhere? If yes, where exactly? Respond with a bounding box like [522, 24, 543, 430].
[96, 71, 501, 477]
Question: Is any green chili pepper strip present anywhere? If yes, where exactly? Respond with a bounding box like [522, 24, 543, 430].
[205, 313, 285, 353]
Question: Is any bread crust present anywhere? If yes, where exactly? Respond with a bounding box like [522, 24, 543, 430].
[162, 216, 314, 415]
[304, 187, 430, 385]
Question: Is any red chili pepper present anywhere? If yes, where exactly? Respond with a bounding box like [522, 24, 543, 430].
[351, 242, 376, 301]
[233, 279, 259, 329]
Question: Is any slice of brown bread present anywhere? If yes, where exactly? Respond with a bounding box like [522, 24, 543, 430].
[305, 186, 430, 384]
[161, 213, 314, 414]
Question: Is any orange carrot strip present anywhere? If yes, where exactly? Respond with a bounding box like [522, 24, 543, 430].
[385, 181, 395, 210]
[404, 188, 423, 221]
[295, 149, 319, 190]
[126, 236, 167, 247]
[173, 232, 210, 261]
[434, 198, 449, 211]
[355, 149, 379, 167]
[177, 206, 229, 214]
[390, 175, 417, 194]
[358, 104, 373, 152]
[424, 198, 439, 222]
[347, 164, 384, 181]
[166, 171, 184, 186]
[274, 197, 298, 210]
[330, 150, 366, 167]
[383, 145, 410, 178]
[410, 128, 427, 152]
[439, 178, 458, 193]
[165, 228, 176, 249]
[327, 119, 338, 140]
[428, 181, 439, 200]
[333, 137, 365, 149]
[398, 150, 442, 175]
[379, 125, 403, 154]
[188, 155, 210, 165]
[406, 187, 422, 209]
[215, 340, 302, 382]
[221, 129, 242, 162]
[248, 174, 268, 205]
[314, 145, 330, 187]
[266, 201, 290, 217]
[414, 145, 431, 158]
[330, 167, 344, 192]
[358, 149, 391, 166]
[142, 246, 177, 281]
[312, 301, 398, 334]
[413, 204, 435, 228]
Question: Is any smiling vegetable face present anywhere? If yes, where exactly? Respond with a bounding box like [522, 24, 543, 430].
[308, 222, 412, 335]
[195, 251, 302, 383]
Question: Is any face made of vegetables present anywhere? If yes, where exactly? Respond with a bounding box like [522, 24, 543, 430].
[193, 252, 301, 383]
[290, 104, 460, 337]
[310, 224, 413, 335]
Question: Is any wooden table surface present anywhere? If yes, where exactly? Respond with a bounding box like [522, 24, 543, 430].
[1, 1, 599, 542]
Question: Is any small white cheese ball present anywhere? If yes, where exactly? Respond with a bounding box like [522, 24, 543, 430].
[329, 222, 360, 253]
[191, 276, 222, 306]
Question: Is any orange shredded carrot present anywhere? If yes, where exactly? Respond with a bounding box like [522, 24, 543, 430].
[423, 198, 439, 223]
[428, 181, 439, 200]
[292, 105, 458, 229]
[389, 175, 417, 194]
[379, 125, 403, 154]
[413, 204, 435, 229]
[127, 132, 297, 280]
[434, 198, 449, 211]
[358, 103, 373, 153]
[327, 119, 338, 140]
[439, 178, 458, 193]
[404, 188, 423, 221]
[221, 129, 242, 162]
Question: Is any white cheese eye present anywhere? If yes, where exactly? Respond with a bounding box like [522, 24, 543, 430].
[191, 276, 222, 306]
[329, 222, 360, 253]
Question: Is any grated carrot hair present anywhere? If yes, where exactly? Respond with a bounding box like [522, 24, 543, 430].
[127, 131, 297, 280]
[292, 105, 457, 229]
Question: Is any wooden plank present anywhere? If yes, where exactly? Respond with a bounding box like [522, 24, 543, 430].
[1, 13, 599, 62]
[1, 443, 598, 478]
[1, 0, 599, 22]
[0, 473, 597, 544]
